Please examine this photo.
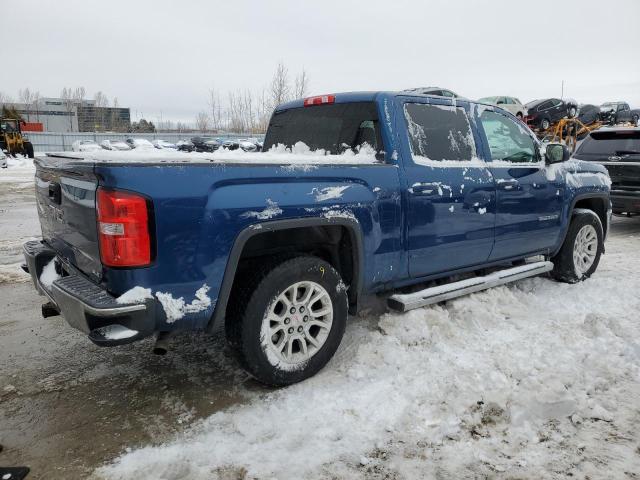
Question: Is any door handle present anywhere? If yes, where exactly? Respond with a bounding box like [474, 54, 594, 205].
[410, 182, 440, 196]
[497, 179, 519, 191]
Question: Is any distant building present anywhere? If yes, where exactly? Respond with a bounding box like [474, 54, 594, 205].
[76, 100, 131, 132]
[6, 97, 131, 133]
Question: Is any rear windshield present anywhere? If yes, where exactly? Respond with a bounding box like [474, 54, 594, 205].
[576, 131, 640, 156]
[263, 102, 382, 156]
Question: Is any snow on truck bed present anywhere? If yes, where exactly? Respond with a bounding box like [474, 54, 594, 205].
[53, 142, 381, 166]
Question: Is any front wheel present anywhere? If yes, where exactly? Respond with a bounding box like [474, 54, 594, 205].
[551, 210, 603, 283]
[633, 114, 639, 127]
[568, 106, 577, 118]
[228, 255, 348, 386]
[540, 118, 551, 130]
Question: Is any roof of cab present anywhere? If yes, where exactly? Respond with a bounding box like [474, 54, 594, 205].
[274, 90, 485, 113]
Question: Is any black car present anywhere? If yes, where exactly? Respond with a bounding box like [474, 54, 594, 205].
[524, 98, 578, 130]
[573, 128, 640, 214]
[576, 104, 600, 126]
[191, 136, 220, 153]
[599, 102, 640, 126]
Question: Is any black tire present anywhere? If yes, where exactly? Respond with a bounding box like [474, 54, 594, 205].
[227, 255, 348, 386]
[568, 106, 577, 118]
[516, 112, 523, 120]
[540, 118, 551, 130]
[24, 141, 34, 159]
[551, 210, 603, 283]
[633, 115, 639, 127]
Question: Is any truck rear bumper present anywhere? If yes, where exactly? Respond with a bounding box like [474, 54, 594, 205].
[23, 240, 157, 346]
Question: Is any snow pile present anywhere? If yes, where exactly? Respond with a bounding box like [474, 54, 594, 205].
[240, 199, 282, 220]
[97, 230, 640, 479]
[155, 285, 212, 323]
[39, 259, 60, 288]
[116, 286, 153, 305]
[311, 185, 350, 202]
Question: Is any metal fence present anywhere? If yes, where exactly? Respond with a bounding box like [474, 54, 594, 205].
[25, 132, 265, 152]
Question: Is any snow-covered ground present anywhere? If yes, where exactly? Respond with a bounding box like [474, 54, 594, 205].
[97, 229, 640, 479]
[1, 154, 639, 479]
[0, 156, 38, 284]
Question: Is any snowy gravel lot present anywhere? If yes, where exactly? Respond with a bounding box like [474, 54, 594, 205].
[1, 157, 639, 479]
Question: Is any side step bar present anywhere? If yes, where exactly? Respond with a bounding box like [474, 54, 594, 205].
[387, 261, 553, 312]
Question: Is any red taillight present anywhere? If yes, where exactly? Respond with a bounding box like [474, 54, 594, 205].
[97, 188, 151, 267]
[303, 94, 335, 107]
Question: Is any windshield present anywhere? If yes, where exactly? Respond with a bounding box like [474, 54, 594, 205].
[576, 131, 640, 156]
[478, 97, 498, 103]
[263, 102, 382, 155]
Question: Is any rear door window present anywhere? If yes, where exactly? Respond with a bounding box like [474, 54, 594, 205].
[263, 102, 382, 156]
[403, 103, 476, 162]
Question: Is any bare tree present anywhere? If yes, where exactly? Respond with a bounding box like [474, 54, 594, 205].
[293, 68, 309, 99]
[0, 92, 13, 108]
[195, 111, 210, 133]
[208, 88, 223, 131]
[94, 91, 109, 131]
[270, 62, 291, 109]
[60, 87, 75, 131]
[19, 88, 34, 121]
[32, 91, 42, 123]
[111, 97, 120, 131]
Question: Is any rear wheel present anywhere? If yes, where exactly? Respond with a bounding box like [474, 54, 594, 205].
[227, 255, 348, 386]
[540, 118, 551, 130]
[633, 114, 639, 127]
[568, 106, 577, 118]
[516, 112, 523, 119]
[551, 210, 603, 283]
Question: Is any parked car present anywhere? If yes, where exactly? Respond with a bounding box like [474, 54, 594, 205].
[71, 140, 102, 152]
[576, 104, 601, 126]
[191, 136, 220, 152]
[24, 91, 610, 386]
[221, 138, 261, 152]
[524, 98, 579, 130]
[152, 139, 177, 150]
[573, 127, 640, 214]
[478, 96, 526, 118]
[403, 86, 462, 98]
[599, 102, 640, 126]
[176, 139, 195, 152]
[100, 140, 131, 151]
[0, 150, 6, 168]
[125, 138, 155, 150]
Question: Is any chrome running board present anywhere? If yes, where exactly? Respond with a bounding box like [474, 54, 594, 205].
[387, 261, 553, 312]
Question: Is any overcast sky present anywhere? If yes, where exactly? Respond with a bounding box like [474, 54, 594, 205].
[4, 0, 639, 123]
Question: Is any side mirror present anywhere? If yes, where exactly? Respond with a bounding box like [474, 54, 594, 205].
[545, 143, 570, 164]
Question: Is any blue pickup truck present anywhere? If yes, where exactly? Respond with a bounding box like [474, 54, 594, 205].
[23, 91, 611, 385]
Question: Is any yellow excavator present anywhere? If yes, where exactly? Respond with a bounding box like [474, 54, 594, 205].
[1, 118, 34, 158]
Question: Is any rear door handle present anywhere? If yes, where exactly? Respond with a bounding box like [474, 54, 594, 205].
[497, 179, 519, 191]
[411, 182, 440, 196]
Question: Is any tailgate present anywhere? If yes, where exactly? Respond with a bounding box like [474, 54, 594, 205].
[35, 155, 102, 280]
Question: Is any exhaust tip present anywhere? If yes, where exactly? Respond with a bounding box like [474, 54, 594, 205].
[152, 331, 173, 355]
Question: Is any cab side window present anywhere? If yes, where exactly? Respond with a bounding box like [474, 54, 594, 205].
[480, 110, 538, 163]
[404, 103, 476, 162]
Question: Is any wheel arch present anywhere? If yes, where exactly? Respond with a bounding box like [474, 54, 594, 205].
[207, 217, 365, 332]
[553, 193, 610, 257]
